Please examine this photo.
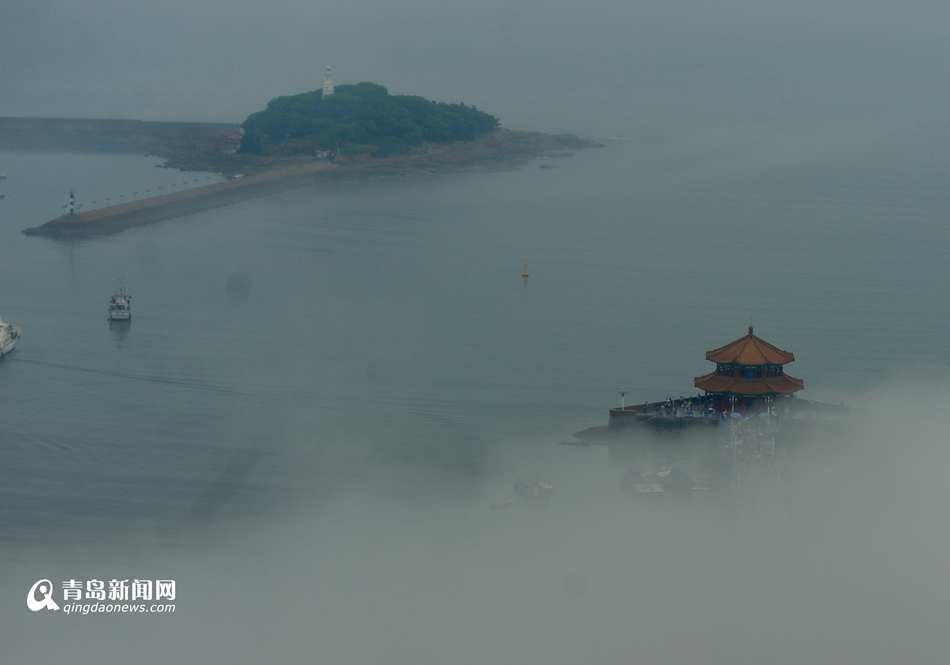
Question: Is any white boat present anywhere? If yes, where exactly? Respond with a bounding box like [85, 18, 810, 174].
[0, 319, 20, 357]
[108, 289, 132, 321]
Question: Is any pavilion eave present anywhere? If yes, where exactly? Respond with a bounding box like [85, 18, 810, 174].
[694, 372, 804, 396]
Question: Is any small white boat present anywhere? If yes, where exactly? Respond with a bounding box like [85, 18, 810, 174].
[108, 289, 132, 321]
[0, 319, 20, 357]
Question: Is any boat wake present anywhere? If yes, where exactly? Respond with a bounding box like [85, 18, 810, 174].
[9, 356, 251, 396]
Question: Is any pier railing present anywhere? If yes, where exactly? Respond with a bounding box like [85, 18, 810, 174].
[608, 395, 846, 430]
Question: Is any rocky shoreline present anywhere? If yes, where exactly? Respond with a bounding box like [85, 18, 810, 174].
[155, 126, 602, 176]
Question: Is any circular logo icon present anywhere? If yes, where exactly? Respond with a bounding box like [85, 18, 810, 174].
[26, 579, 60, 612]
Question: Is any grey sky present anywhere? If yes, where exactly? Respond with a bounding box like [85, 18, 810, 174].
[5, 0, 950, 133]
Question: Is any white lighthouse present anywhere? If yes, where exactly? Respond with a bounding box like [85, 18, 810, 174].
[322, 66, 335, 97]
[64, 189, 79, 216]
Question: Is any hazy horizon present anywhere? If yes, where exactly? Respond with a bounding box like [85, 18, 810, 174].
[8, 0, 950, 136]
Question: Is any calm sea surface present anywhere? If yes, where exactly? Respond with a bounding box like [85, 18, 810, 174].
[3, 122, 950, 538]
[3, 114, 950, 662]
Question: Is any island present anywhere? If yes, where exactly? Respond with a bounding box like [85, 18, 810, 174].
[15, 80, 600, 238]
[240, 81, 500, 158]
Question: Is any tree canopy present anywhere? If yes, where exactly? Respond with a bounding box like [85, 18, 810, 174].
[239, 82, 499, 157]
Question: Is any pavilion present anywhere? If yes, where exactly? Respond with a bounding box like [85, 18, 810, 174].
[694, 326, 803, 414]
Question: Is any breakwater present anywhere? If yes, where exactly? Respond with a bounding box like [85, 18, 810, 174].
[15, 125, 600, 238]
[23, 162, 335, 238]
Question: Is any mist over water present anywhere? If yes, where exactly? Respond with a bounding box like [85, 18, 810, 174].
[3, 140, 950, 662]
[5, 381, 950, 664]
[5, 0, 950, 661]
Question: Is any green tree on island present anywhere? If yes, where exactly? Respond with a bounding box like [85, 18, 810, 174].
[239, 82, 499, 157]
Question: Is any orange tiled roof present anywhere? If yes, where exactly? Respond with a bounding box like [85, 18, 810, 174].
[694, 372, 804, 395]
[705, 327, 795, 366]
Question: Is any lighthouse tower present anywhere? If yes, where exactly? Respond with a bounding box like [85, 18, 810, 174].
[65, 189, 79, 216]
[322, 66, 335, 97]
